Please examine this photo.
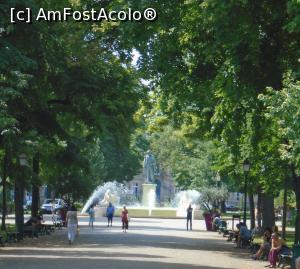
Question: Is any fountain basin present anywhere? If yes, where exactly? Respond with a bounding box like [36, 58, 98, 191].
[94, 206, 203, 219]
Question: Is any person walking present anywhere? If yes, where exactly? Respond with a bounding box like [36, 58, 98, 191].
[88, 205, 95, 229]
[106, 202, 115, 227]
[66, 204, 78, 245]
[186, 204, 193, 230]
[121, 205, 129, 233]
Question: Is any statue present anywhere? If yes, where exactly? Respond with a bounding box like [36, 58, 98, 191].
[100, 189, 118, 206]
[143, 150, 157, 183]
[100, 189, 111, 206]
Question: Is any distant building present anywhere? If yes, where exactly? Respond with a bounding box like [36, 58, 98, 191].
[226, 192, 254, 210]
[226, 192, 242, 208]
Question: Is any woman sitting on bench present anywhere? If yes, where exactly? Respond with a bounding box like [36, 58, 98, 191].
[267, 232, 284, 268]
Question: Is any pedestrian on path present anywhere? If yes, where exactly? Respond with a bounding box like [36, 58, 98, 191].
[106, 202, 115, 227]
[186, 204, 193, 230]
[66, 204, 78, 245]
[88, 205, 95, 229]
[121, 205, 129, 233]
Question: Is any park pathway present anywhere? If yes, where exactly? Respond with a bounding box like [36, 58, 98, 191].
[0, 217, 267, 269]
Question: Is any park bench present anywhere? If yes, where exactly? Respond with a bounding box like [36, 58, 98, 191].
[242, 229, 261, 250]
[291, 244, 300, 269]
[39, 224, 55, 235]
[24, 223, 54, 237]
[277, 245, 293, 268]
[278, 253, 292, 269]
[23, 226, 35, 238]
[222, 215, 241, 240]
[278, 243, 300, 269]
[226, 230, 239, 243]
[6, 232, 20, 243]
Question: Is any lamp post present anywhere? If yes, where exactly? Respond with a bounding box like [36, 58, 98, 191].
[15, 153, 27, 238]
[243, 159, 250, 224]
[1, 153, 8, 231]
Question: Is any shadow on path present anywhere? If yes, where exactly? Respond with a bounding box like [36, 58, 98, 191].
[0, 223, 258, 268]
[1, 229, 254, 258]
[0, 257, 236, 269]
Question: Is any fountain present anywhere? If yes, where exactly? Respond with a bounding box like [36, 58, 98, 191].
[81, 181, 137, 214]
[81, 181, 202, 219]
[81, 152, 203, 219]
[174, 190, 201, 217]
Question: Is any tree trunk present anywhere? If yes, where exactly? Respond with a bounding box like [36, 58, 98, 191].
[257, 191, 262, 230]
[31, 153, 40, 218]
[282, 176, 288, 240]
[1, 153, 8, 231]
[261, 193, 275, 230]
[249, 193, 255, 230]
[221, 200, 226, 213]
[292, 165, 300, 244]
[14, 175, 24, 238]
[243, 174, 248, 224]
[295, 185, 300, 244]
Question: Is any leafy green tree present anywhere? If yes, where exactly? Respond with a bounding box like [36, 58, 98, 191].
[0, 0, 143, 234]
[110, 0, 300, 231]
[199, 186, 229, 212]
[259, 77, 300, 243]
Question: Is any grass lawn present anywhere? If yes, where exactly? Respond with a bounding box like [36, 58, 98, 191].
[251, 230, 295, 248]
[222, 211, 249, 220]
[285, 231, 295, 248]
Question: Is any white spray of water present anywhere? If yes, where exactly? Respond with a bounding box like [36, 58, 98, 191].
[82, 181, 201, 217]
[174, 190, 201, 216]
[81, 181, 135, 213]
[148, 188, 156, 216]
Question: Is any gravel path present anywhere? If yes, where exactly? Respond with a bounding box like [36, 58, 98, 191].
[0, 217, 268, 269]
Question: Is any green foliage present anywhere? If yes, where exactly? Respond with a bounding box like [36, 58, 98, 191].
[1, 0, 300, 241]
[198, 185, 229, 212]
[275, 190, 296, 209]
[259, 77, 300, 167]
[0, 0, 143, 204]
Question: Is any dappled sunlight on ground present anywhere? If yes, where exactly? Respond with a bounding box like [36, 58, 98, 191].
[0, 217, 267, 269]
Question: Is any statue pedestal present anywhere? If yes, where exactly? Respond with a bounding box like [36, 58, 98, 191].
[142, 183, 157, 207]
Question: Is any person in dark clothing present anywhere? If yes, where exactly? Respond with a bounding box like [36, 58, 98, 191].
[186, 204, 193, 230]
[106, 202, 115, 227]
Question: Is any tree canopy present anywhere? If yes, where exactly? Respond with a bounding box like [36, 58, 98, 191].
[1, 0, 300, 243]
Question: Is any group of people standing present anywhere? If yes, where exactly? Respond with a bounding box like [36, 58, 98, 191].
[65, 202, 194, 245]
[66, 203, 130, 245]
